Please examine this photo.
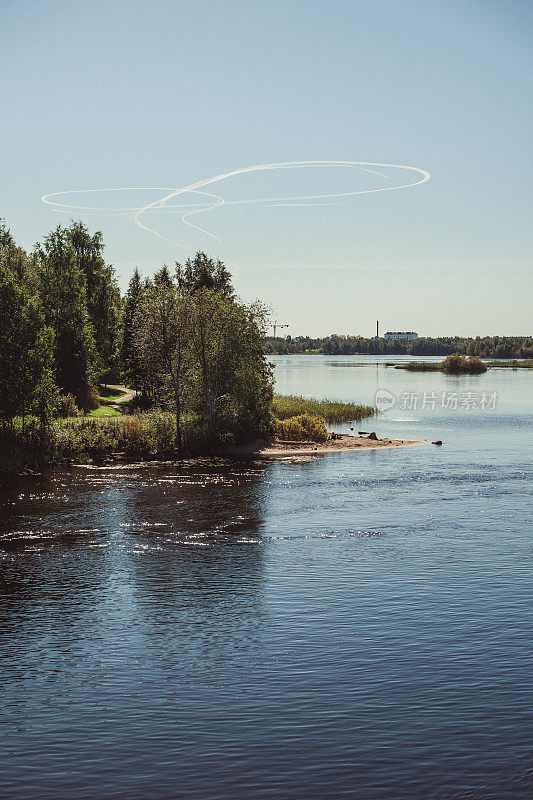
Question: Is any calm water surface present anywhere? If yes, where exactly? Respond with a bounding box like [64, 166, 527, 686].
[1, 356, 532, 799]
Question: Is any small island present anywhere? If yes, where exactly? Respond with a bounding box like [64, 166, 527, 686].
[395, 354, 487, 374]
[393, 354, 533, 372]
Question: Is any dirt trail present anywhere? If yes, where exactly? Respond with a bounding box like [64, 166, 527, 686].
[104, 385, 137, 412]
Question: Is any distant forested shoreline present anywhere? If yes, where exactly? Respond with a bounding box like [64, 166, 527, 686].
[265, 334, 533, 359]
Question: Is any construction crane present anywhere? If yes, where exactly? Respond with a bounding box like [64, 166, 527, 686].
[272, 321, 289, 338]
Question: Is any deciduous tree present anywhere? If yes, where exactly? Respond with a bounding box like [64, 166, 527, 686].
[0, 263, 56, 426]
[134, 283, 192, 445]
[190, 289, 272, 439]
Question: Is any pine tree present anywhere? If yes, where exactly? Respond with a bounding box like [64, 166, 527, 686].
[65, 221, 121, 382]
[121, 268, 143, 389]
[153, 264, 173, 288]
[37, 226, 95, 406]
[175, 252, 234, 297]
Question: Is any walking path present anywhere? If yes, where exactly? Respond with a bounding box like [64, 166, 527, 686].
[105, 385, 137, 412]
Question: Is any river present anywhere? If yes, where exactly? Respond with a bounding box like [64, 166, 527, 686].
[1, 356, 532, 799]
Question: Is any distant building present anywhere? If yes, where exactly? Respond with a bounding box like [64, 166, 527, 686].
[383, 331, 419, 340]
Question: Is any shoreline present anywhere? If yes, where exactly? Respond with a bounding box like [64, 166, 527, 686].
[1, 434, 427, 479]
[218, 434, 427, 459]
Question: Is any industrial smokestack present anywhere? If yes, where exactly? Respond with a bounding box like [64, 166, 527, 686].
[376, 320, 379, 338]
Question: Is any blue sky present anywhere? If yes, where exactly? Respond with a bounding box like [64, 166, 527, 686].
[2, 0, 532, 336]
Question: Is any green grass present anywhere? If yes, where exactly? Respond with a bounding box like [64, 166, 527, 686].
[485, 359, 533, 369]
[275, 414, 328, 442]
[273, 394, 375, 423]
[88, 406, 122, 417]
[98, 385, 128, 401]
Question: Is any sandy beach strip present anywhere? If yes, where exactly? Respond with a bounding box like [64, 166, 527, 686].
[221, 434, 427, 458]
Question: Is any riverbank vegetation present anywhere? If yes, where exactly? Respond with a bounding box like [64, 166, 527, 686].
[484, 359, 533, 369]
[395, 355, 487, 374]
[394, 362, 441, 372]
[1, 397, 365, 471]
[1, 393, 375, 471]
[275, 414, 328, 442]
[266, 334, 533, 359]
[272, 394, 375, 423]
[1, 220, 277, 470]
[0, 413, 208, 472]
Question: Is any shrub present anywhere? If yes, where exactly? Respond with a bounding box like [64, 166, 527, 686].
[85, 426, 117, 456]
[128, 391, 153, 412]
[395, 362, 441, 371]
[78, 384, 100, 411]
[212, 395, 275, 445]
[52, 421, 85, 459]
[181, 413, 210, 450]
[55, 393, 79, 418]
[275, 414, 328, 442]
[146, 411, 176, 452]
[0, 423, 52, 471]
[52, 418, 118, 459]
[441, 354, 487, 375]
[117, 416, 151, 454]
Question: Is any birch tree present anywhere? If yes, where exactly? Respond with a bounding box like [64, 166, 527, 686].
[134, 283, 192, 446]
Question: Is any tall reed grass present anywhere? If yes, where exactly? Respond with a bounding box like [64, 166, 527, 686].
[272, 394, 375, 423]
[275, 414, 328, 442]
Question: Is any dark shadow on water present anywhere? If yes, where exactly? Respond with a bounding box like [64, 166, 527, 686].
[0, 459, 270, 681]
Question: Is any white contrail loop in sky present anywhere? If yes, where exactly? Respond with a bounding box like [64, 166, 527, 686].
[179, 190, 225, 240]
[41, 160, 430, 249]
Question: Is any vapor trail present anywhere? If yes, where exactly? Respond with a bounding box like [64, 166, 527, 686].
[41, 160, 430, 250]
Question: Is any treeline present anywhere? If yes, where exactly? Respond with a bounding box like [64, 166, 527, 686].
[266, 334, 533, 359]
[0, 220, 272, 447]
